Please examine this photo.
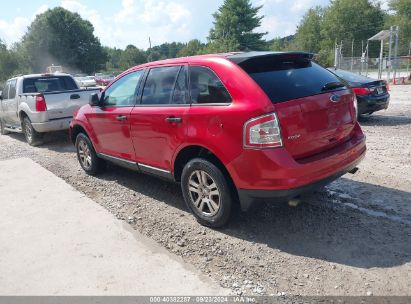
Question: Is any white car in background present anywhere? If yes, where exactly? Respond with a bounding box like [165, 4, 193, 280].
[76, 76, 96, 88]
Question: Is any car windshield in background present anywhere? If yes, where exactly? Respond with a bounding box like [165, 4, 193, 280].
[238, 57, 345, 103]
[23, 76, 77, 93]
[328, 68, 374, 83]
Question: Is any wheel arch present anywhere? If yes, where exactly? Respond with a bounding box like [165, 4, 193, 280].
[18, 110, 29, 121]
[173, 145, 239, 204]
[70, 123, 89, 144]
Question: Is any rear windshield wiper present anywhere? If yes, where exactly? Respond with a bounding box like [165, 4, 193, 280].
[321, 82, 346, 91]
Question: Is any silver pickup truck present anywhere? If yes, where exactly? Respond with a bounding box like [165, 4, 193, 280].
[0, 73, 100, 146]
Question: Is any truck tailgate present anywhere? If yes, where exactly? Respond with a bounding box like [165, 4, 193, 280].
[45, 89, 99, 120]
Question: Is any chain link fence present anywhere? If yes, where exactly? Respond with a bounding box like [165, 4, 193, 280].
[337, 56, 411, 81]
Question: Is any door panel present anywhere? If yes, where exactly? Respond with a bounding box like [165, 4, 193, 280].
[130, 106, 188, 171]
[87, 70, 144, 160]
[87, 106, 135, 160]
[130, 65, 189, 172]
[6, 80, 19, 125]
[2, 81, 18, 125]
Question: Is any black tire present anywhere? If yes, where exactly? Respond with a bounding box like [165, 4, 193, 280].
[75, 133, 106, 175]
[181, 158, 233, 228]
[0, 119, 10, 135]
[22, 117, 43, 146]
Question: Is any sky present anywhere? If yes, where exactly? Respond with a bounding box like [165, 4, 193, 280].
[0, 0, 386, 50]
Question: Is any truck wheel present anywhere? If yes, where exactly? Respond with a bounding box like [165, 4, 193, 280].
[0, 119, 10, 135]
[181, 158, 233, 228]
[75, 133, 106, 175]
[22, 117, 43, 146]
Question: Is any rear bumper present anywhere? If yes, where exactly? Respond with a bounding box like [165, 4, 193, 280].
[358, 95, 389, 115]
[32, 118, 72, 133]
[237, 158, 363, 210]
[226, 124, 366, 210]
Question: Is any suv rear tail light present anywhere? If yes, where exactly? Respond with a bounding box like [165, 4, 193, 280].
[352, 87, 370, 96]
[353, 96, 358, 118]
[35, 95, 47, 112]
[385, 81, 390, 91]
[243, 113, 283, 148]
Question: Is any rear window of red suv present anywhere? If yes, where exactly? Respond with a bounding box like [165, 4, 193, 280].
[234, 55, 344, 103]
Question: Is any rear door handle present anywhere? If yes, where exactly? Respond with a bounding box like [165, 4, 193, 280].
[70, 94, 80, 100]
[165, 117, 182, 123]
[116, 115, 127, 121]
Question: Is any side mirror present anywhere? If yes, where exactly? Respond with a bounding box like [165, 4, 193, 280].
[0, 91, 3, 100]
[89, 93, 101, 106]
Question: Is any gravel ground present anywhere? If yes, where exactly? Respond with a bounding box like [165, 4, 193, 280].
[0, 85, 410, 296]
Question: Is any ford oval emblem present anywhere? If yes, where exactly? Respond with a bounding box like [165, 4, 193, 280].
[330, 95, 341, 103]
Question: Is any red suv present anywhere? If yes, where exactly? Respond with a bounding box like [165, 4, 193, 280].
[69, 52, 366, 227]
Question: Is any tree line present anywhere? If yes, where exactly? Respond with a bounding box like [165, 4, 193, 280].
[1, 0, 410, 84]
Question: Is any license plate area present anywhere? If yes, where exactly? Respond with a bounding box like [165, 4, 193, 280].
[376, 87, 384, 95]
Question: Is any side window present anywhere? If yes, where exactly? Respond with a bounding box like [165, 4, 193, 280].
[4, 82, 10, 99]
[189, 66, 231, 104]
[103, 70, 144, 107]
[141, 66, 181, 105]
[8, 80, 17, 99]
[172, 66, 189, 104]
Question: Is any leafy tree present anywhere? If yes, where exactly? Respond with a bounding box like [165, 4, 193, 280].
[20, 7, 107, 74]
[320, 0, 385, 61]
[150, 42, 185, 59]
[386, 0, 411, 55]
[208, 0, 267, 52]
[119, 45, 147, 70]
[148, 51, 162, 62]
[104, 46, 123, 72]
[269, 35, 296, 51]
[0, 40, 21, 84]
[177, 39, 206, 57]
[294, 7, 324, 53]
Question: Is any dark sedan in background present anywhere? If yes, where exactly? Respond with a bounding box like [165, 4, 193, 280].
[328, 68, 390, 117]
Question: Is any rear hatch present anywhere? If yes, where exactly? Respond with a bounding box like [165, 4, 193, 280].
[230, 53, 356, 159]
[23, 75, 80, 120]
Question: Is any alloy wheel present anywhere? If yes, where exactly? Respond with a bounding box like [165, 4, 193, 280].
[78, 140, 92, 170]
[24, 121, 32, 142]
[188, 170, 221, 216]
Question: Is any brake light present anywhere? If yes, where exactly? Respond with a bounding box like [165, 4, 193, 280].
[385, 82, 390, 91]
[35, 95, 47, 112]
[352, 87, 370, 96]
[243, 113, 283, 148]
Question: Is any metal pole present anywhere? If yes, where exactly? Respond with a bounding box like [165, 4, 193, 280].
[393, 26, 399, 80]
[366, 41, 369, 77]
[379, 39, 384, 80]
[407, 41, 411, 79]
[351, 39, 354, 72]
[148, 37, 152, 62]
[360, 40, 364, 75]
[334, 43, 338, 69]
[388, 26, 393, 82]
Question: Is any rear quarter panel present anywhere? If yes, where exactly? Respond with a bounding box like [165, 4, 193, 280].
[172, 58, 275, 169]
[18, 95, 48, 123]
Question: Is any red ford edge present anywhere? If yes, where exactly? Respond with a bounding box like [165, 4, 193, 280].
[69, 52, 366, 227]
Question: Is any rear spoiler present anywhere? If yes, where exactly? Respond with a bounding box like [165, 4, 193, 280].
[227, 52, 314, 65]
